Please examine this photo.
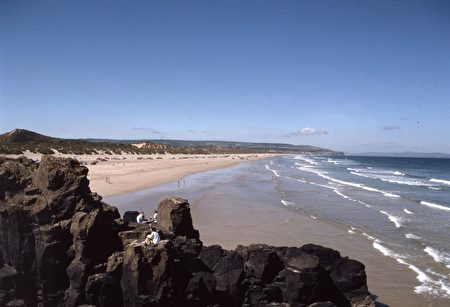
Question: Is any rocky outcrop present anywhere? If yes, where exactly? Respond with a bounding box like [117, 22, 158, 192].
[0, 156, 375, 307]
[157, 197, 199, 239]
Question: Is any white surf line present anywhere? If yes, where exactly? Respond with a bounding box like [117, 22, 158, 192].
[424, 246, 450, 269]
[430, 178, 450, 186]
[265, 164, 280, 177]
[405, 233, 422, 240]
[281, 200, 295, 207]
[299, 166, 401, 199]
[403, 208, 414, 214]
[420, 201, 450, 212]
[372, 240, 450, 298]
[379, 211, 403, 228]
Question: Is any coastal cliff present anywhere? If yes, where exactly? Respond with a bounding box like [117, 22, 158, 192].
[0, 156, 374, 306]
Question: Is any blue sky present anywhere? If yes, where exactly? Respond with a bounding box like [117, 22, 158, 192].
[1, 0, 449, 153]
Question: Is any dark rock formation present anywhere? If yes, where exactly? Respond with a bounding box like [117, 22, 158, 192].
[122, 211, 140, 223]
[157, 197, 199, 239]
[0, 156, 375, 307]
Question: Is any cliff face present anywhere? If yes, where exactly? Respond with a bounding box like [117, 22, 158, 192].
[0, 156, 374, 307]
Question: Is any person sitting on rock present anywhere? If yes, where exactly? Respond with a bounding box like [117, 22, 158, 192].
[136, 211, 147, 223]
[145, 227, 160, 245]
[152, 210, 158, 222]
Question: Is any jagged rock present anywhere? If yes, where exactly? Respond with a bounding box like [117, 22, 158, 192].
[157, 197, 199, 239]
[118, 223, 149, 247]
[237, 244, 284, 284]
[284, 253, 350, 307]
[299, 244, 342, 271]
[0, 264, 18, 291]
[106, 252, 124, 276]
[186, 271, 216, 305]
[0, 156, 375, 307]
[0, 157, 36, 200]
[0, 156, 123, 306]
[85, 272, 123, 307]
[121, 241, 175, 306]
[213, 250, 245, 306]
[199, 244, 223, 271]
[122, 211, 139, 223]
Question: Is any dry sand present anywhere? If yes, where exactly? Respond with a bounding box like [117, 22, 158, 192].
[5, 151, 277, 197]
[86, 154, 279, 197]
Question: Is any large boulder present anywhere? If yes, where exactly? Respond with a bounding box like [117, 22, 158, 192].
[284, 253, 350, 307]
[213, 251, 246, 306]
[122, 211, 140, 223]
[156, 197, 199, 239]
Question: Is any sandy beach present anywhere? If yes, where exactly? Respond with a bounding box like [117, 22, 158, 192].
[87, 153, 281, 197]
[4, 152, 277, 197]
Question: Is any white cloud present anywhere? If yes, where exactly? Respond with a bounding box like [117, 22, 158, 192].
[132, 127, 162, 134]
[383, 125, 400, 131]
[289, 127, 328, 136]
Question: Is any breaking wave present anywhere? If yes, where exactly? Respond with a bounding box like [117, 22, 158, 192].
[265, 164, 280, 177]
[424, 246, 450, 269]
[405, 233, 421, 240]
[420, 201, 450, 212]
[403, 208, 414, 214]
[379, 211, 403, 228]
[430, 178, 450, 186]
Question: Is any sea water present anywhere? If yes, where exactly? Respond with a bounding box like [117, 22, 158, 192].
[267, 155, 450, 299]
[107, 155, 450, 300]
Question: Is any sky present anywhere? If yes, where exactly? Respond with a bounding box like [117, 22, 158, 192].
[1, 0, 450, 153]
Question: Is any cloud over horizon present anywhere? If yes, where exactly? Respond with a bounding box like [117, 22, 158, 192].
[383, 125, 401, 131]
[287, 127, 328, 137]
[132, 127, 162, 134]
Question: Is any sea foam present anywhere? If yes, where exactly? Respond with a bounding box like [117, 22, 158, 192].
[313, 171, 401, 198]
[362, 232, 376, 241]
[373, 241, 450, 298]
[350, 170, 431, 187]
[405, 233, 422, 240]
[424, 246, 450, 269]
[281, 200, 295, 207]
[265, 164, 280, 177]
[372, 240, 405, 260]
[379, 211, 403, 228]
[430, 178, 450, 186]
[420, 201, 450, 212]
[294, 155, 318, 165]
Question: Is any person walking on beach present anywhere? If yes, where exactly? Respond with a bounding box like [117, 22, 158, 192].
[145, 227, 160, 245]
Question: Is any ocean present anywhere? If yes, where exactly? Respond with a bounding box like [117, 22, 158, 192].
[269, 155, 450, 299]
[107, 155, 450, 302]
